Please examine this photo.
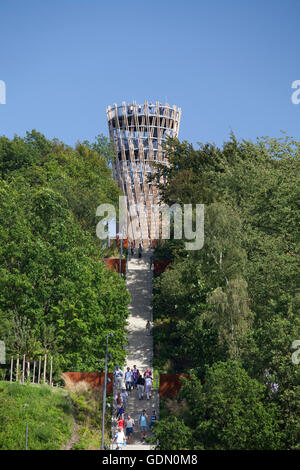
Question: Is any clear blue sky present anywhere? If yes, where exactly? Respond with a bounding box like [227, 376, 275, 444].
[0, 0, 299, 147]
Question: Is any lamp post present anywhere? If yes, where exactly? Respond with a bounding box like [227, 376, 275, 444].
[118, 232, 124, 276]
[119, 238, 123, 275]
[101, 332, 113, 450]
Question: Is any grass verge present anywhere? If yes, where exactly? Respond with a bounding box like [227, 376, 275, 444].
[0, 381, 72, 450]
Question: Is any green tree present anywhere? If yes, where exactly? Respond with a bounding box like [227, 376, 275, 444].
[151, 416, 193, 450]
[206, 279, 253, 360]
[0, 132, 130, 374]
[179, 362, 282, 450]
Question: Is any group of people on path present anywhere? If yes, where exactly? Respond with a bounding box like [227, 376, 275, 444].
[129, 242, 154, 269]
[112, 243, 155, 449]
[124, 365, 153, 400]
[114, 409, 158, 449]
[113, 365, 158, 449]
[114, 365, 154, 403]
[130, 242, 143, 259]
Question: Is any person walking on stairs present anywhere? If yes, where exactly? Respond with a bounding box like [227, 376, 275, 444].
[115, 391, 124, 418]
[116, 404, 125, 419]
[137, 374, 145, 400]
[138, 410, 148, 442]
[114, 427, 126, 450]
[130, 242, 134, 257]
[143, 368, 152, 378]
[125, 415, 135, 444]
[120, 388, 128, 409]
[114, 391, 123, 408]
[146, 320, 151, 336]
[132, 365, 139, 389]
[149, 252, 153, 270]
[145, 374, 153, 400]
[138, 243, 143, 259]
[125, 367, 133, 391]
[117, 415, 125, 431]
[114, 365, 123, 390]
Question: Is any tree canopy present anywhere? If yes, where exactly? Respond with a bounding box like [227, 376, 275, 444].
[0, 131, 129, 374]
[152, 134, 300, 449]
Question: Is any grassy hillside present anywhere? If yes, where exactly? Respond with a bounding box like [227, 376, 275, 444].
[0, 381, 72, 450]
[0, 380, 112, 450]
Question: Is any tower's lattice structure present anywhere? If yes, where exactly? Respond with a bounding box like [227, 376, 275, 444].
[106, 100, 181, 244]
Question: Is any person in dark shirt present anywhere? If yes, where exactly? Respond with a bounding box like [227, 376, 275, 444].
[137, 374, 145, 400]
[149, 253, 153, 269]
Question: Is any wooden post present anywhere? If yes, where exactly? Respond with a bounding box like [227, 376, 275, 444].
[16, 355, 20, 382]
[25, 423, 28, 450]
[38, 356, 41, 384]
[22, 355, 25, 384]
[27, 361, 30, 382]
[32, 360, 36, 384]
[43, 354, 47, 384]
[49, 356, 53, 386]
[10, 357, 13, 382]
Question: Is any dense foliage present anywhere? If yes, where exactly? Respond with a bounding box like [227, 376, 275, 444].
[152, 134, 300, 449]
[0, 131, 130, 374]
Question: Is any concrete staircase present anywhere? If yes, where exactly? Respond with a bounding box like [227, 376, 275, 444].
[112, 248, 157, 450]
[125, 248, 153, 372]
[123, 387, 157, 450]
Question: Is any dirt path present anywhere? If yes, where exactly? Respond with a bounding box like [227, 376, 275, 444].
[62, 404, 81, 450]
[62, 421, 80, 450]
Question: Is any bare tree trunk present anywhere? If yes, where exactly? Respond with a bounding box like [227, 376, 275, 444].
[49, 356, 53, 386]
[32, 361, 36, 384]
[10, 357, 13, 382]
[43, 354, 47, 384]
[16, 355, 19, 382]
[22, 355, 25, 384]
[38, 356, 41, 384]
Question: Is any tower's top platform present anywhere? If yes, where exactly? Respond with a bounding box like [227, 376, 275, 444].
[106, 100, 181, 124]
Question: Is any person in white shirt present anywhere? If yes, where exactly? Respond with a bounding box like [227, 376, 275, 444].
[144, 375, 153, 400]
[124, 367, 133, 391]
[114, 427, 126, 450]
[114, 366, 123, 390]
